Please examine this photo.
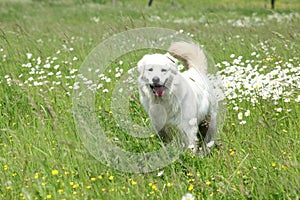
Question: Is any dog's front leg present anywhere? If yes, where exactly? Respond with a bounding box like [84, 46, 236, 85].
[181, 118, 199, 153]
[148, 104, 168, 138]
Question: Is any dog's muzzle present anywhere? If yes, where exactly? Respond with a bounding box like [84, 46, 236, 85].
[150, 76, 167, 97]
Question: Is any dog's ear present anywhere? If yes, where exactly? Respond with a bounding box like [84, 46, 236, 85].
[137, 55, 149, 74]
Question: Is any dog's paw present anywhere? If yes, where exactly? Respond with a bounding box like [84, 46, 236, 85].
[196, 141, 215, 157]
[206, 140, 215, 148]
[187, 144, 197, 154]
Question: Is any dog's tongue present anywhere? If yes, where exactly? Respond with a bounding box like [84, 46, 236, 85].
[154, 86, 165, 97]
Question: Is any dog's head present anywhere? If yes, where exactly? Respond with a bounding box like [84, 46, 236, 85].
[137, 53, 178, 97]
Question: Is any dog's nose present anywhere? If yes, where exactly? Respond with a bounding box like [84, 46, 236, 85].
[152, 76, 160, 84]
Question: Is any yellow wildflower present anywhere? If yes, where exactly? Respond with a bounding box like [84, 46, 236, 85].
[152, 184, 157, 191]
[166, 183, 173, 187]
[131, 180, 137, 185]
[188, 184, 194, 191]
[281, 165, 287, 170]
[51, 170, 59, 176]
[206, 181, 211, 186]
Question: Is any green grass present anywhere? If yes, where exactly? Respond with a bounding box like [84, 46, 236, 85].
[1, 0, 300, 199]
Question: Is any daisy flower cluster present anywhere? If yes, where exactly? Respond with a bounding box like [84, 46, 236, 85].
[73, 61, 125, 96]
[227, 12, 300, 27]
[0, 44, 81, 96]
[217, 55, 299, 105]
[21, 51, 78, 89]
[216, 41, 299, 124]
[148, 12, 300, 28]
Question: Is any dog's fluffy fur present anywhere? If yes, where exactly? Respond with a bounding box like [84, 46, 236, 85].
[137, 41, 217, 154]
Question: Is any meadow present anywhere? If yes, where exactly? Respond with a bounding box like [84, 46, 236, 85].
[0, 0, 300, 199]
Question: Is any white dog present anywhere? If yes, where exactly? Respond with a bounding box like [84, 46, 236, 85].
[137, 41, 218, 154]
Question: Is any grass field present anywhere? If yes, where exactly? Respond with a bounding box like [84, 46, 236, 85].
[1, 0, 300, 199]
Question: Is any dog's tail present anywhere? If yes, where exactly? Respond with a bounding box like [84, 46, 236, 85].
[168, 41, 207, 73]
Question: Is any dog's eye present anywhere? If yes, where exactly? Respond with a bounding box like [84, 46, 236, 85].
[161, 69, 167, 72]
[148, 68, 153, 71]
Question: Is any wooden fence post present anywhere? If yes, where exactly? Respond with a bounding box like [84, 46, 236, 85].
[271, 0, 275, 9]
[148, 0, 153, 7]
